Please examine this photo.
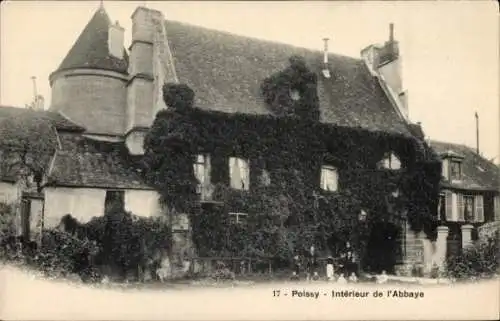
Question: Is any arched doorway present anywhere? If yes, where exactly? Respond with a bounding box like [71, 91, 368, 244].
[363, 221, 402, 274]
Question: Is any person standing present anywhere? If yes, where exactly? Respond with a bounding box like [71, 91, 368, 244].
[326, 255, 335, 281]
[306, 245, 318, 281]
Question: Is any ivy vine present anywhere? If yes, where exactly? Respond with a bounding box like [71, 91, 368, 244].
[143, 65, 441, 266]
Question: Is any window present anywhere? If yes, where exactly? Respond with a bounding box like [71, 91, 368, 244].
[379, 152, 401, 170]
[105, 190, 125, 214]
[320, 165, 338, 192]
[229, 212, 248, 225]
[194, 154, 211, 196]
[495, 195, 500, 222]
[259, 169, 271, 187]
[474, 195, 484, 223]
[438, 193, 446, 220]
[450, 161, 462, 181]
[229, 157, 250, 190]
[289, 88, 301, 101]
[463, 195, 474, 222]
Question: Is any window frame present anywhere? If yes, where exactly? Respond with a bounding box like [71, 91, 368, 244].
[463, 194, 474, 222]
[194, 153, 211, 196]
[229, 157, 250, 191]
[320, 164, 339, 192]
[229, 212, 248, 225]
[449, 160, 462, 181]
[104, 189, 125, 213]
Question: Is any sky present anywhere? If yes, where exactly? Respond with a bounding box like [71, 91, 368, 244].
[1, 0, 499, 162]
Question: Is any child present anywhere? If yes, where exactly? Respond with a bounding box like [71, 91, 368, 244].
[348, 272, 358, 283]
[337, 273, 347, 284]
[291, 271, 300, 281]
[312, 271, 320, 281]
[326, 256, 335, 281]
[376, 270, 389, 284]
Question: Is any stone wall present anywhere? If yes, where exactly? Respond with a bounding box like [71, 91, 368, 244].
[50, 69, 128, 135]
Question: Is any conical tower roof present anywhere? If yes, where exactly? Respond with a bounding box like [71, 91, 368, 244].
[54, 6, 128, 75]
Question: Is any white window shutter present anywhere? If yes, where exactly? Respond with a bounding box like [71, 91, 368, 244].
[391, 153, 401, 170]
[205, 154, 211, 185]
[456, 193, 464, 221]
[239, 159, 249, 190]
[474, 195, 484, 222]
[445, 191, 453, 221]
[495, 195, 500, 222]
[442, 159, 449, 180]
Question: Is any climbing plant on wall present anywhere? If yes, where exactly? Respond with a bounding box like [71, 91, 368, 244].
[142, 57, 441, 262]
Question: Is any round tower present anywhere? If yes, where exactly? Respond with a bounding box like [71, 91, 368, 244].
[49, 6, 129, 136]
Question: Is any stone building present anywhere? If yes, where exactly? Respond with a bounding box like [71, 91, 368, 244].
[0, 4, 443, 274]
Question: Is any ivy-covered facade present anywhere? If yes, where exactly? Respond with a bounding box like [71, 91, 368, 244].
[143, 55, 441, 274]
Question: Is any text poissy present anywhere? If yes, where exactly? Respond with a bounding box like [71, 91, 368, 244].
[291, 290, 320, 299]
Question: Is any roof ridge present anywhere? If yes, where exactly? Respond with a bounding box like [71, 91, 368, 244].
[165, 19, 363, 63]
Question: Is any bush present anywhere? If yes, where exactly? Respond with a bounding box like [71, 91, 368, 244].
[53, 211, 171, 281]
[0, 202, 17, 239]
[31, 229, 99, 280]
[446, 234, 499, 280]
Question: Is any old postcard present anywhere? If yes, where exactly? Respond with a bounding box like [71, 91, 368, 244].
[0, 0, 499, 320]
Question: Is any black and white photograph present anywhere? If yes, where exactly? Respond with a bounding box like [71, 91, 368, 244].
[0, 1, 499, 320]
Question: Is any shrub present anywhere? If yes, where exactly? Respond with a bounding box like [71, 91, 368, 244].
[0, 202, 17, 239]
[446, 234, 499, 280]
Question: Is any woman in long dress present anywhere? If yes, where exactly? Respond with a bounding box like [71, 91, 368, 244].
[326, 256, 335, 281]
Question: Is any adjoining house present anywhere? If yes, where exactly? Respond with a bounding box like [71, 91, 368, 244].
[431, 140, 500, 255]
[1, 4, 443, 274]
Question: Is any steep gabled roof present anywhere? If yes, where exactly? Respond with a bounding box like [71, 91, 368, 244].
[46, 133, 151, 190]
[0, 106, 85, 183]
[53, 6, 128, 75]
[0, 106, 85, 133]
[165, 20, 411, 136]
[431, 140, 500, 192]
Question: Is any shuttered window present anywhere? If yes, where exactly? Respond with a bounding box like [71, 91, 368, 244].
[463, 195, 474, 222]
[445, 190, 453, 221]
[474, 195, 484, 223]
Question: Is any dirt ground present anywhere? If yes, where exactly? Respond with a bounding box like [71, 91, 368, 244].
[1, 265, 499, 320]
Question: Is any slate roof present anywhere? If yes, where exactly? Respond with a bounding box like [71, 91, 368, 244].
[0, 105, 85, 134]
[53, 6, 128, 75]
[165, 20, 411, 136]
[45, 133, 151, 190]
[46, 149, 151, 190]
[431, 140, 500, 192]
[0, 106, 84, 182]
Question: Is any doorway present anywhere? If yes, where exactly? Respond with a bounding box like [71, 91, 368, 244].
[363, 221, 402, 274]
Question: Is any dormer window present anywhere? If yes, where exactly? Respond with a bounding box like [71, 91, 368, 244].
[378, 152, 401, 170]
[450, 160, 462, 181]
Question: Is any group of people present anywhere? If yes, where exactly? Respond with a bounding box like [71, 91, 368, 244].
[291, 242, 360, 282]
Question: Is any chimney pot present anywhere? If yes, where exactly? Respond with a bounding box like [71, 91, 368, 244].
[322, 37, 330, 65]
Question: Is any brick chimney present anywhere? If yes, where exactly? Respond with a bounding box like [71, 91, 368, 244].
[108, 21, 124, 59]
[361, 23, 408, 120]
